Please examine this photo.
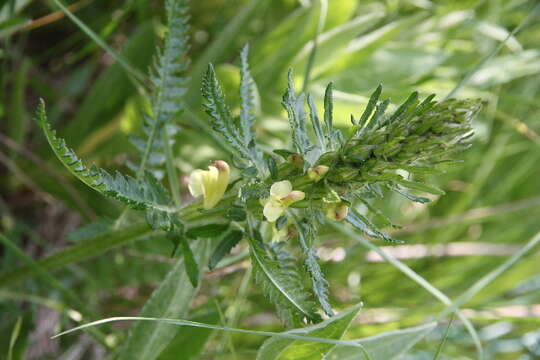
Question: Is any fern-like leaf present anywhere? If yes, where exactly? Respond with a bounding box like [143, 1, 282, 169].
[134, 0, 189, 178]
[247, 231, 319, 326]
[36, 100, 176, 229]
[239, 44, 259, 159]
[282, 70, 313, 157]
[202, 64, 259, 165]
[295, 220, 333, 317]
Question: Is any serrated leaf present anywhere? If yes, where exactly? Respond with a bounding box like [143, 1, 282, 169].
[202, 63, 258, 165]
[265, 154, 278, 180]
[137, 0, 189, 176]
[294, 219, 333, 317]
[208, 230, 244, 270]
[257, 304, 361, 360]
[247, 231, 319, 326]
[225, 206, 247, 221]
[346, 209, 399, 243]
[282, 70, 313, 156]
[239, 44, 257, 153]
[35, 100, 175, 221]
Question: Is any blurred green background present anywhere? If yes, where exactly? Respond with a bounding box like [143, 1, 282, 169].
[1, 0, 540, 359]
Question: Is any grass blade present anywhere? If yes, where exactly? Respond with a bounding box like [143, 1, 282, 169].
[438, 230, 540, 319]
[330, 222, 484, 359]
[53, 316, 370, 352]
[118, 239, 211, 360]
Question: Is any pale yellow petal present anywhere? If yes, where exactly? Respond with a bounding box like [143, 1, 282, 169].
[202, 166, 220, 209]
[188, 170, 205, 197]
[270, 180, 292, 198]
[263, 201, 284, 222]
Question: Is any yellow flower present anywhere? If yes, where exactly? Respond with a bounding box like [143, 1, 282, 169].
[188, 160, 230, 209]
[261, 180, 305, 222]
[325, 202, 349, 221]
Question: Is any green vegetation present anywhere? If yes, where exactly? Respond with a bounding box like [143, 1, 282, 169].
[1, 0, 540, 359]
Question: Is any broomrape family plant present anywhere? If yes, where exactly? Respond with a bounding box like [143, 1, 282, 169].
[35, 0, 482, 336]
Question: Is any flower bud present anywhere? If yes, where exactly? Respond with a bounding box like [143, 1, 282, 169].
[281, 190, 305, 206]
[325, 202, 349, 221]
[188, 160, 230, 209]
[287, 153, 304, 169]
[307, 165, 329, 182]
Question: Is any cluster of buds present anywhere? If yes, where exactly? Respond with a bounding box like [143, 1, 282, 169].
[186, 99, 479, 242]
[321, 98, 481, 189]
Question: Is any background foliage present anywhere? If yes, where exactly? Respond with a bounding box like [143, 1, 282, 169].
[1, 0, 540, 359]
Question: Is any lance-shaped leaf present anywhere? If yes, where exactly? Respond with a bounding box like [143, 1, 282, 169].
[257, 304, 362, 360]
[282, 70, 312, 156]
[325, 322, 437, 360]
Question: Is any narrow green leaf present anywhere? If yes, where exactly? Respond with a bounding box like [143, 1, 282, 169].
[308, 93, 326, 152]
[390, 186, 431, 204]
[323, 82, 334, 148]
[0, 222, 151, 287]
[7, 317, 22, 360]
[51, 0, 145, 85]
[181, 237, 199, 288]
[382, 91, 419, 127]
[157, 310, 219, 360]
[346, 209, 398, 243]
[186, 223, 230, 238]
[209, 230, 243, 270]
[54, 316, 368, 349]
[359, 84, 382, 127]
[433, 316, 454, 360]
[118, 239, 211, 360]
[257, 304, 362, 360]
[282, 69, 312, 157]
[331, 222, 484, 358]
[239, 44, 257, 152]
[225, 206, 247, 222]
[438, 230, 540, 319]
[395, 179, 445, 196]
[326, 323, 437, 360]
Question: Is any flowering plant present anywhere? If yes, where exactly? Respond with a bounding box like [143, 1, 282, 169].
[34, 11, 481, 328]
